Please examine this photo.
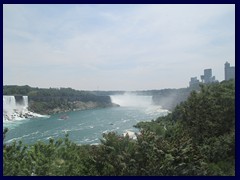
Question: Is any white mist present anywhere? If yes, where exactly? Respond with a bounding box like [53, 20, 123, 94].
[110, 93, 153, 107]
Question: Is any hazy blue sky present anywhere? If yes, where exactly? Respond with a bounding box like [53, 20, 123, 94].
[3, 4, 235, 91]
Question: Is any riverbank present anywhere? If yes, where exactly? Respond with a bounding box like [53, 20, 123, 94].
[28, 101, 120, 115]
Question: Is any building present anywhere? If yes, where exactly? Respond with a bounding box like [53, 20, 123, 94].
[200, 69, 216, 83]
[225, 61, 235, 80]
[189, 77, 200, 88]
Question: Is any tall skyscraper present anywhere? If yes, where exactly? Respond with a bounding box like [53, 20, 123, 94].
[203, 69, 212, 83]
[201, 69, 216, 83]
[225, 62, 235, 81]
[189, 77, 200, 88]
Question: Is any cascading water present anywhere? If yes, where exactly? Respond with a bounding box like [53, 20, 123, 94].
[3, 96, 17, 121]
[3, 96, 17, 112]
[23, 96, 28, 108]
[110, 93, 153, 107]
[3, 96, 34, 121]
[110, 93, 169, 115]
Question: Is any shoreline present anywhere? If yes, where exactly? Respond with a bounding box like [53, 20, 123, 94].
[3, 102, 120, 122]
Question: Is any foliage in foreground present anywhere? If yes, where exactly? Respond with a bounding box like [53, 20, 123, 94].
[3, 80, 235, 176]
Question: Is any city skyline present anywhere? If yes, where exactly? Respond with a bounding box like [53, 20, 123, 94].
[3, 4, 235, 91]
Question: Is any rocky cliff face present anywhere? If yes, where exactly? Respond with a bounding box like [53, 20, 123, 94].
[28, 100, 119, 115]
[49, 101, 118, 114]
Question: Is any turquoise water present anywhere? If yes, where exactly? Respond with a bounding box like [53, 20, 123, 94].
[3, 106, 168, 145]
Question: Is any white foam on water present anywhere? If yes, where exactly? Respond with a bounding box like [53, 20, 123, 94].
[144, 106, 169, 116]
[5, 131, 40, 143]
[123, 130, 137, 140]
[91, 143, 100, 146]
[102, 129, 110, 134]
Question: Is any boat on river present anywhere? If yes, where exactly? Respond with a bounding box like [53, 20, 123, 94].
[59, 115, 69, 120]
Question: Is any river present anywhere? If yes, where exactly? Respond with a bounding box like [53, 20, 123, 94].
[3, 95, 169, 145]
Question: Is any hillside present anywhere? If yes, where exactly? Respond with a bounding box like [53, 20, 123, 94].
[3, 85, 116, 114]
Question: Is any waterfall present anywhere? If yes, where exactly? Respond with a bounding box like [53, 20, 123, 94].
[110, 93, 170, 116]
[23, 96, 28, 108]
[3, 95, 46, 122]
[110, 93, 153, 107]
[3, 96, 17, 111]
[3, 96, 29, 121]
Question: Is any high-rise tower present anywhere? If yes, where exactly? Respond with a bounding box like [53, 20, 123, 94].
[225, 61, 235, 80]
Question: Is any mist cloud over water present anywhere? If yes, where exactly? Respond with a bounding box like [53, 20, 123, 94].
[110, 93, 153, 107]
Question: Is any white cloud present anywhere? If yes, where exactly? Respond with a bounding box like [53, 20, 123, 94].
[3, 4, 235, 90]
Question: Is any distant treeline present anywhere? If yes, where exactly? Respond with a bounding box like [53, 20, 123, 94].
[151, 87, 199, 110]
[3, 85, 112, 114]
[92, 91, 125, 96]
[2, 83, 218, 113]
[93, 86, 200, 111]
